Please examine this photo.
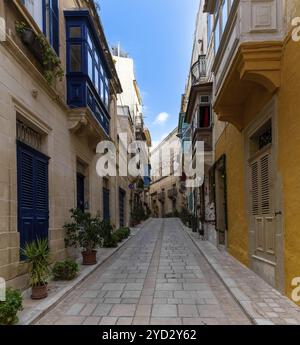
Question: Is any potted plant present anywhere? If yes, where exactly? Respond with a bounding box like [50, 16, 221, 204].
[100, 221, 118, 248]
[52, 259, 79, 281]
[22, 239, 50, 300]
[15, 21, 35, 45]
[0, 288, 23, 325]
[15, 22, 64, 85]
[64, 209, 104, 265]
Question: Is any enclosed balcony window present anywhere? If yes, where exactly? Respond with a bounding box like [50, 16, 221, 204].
[198, 105, 211, 128]
[23, 0, 59, 55]
[222, 0, 228, 32]
[215, 17, 220, 53]
[70, 26, 81, 38]
[207, 14, 212, 45]
[65, 10, 112, 135]
[70, 45, 81, 72]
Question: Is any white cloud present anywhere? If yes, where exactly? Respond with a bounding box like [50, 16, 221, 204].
[153, 112, 169, 125]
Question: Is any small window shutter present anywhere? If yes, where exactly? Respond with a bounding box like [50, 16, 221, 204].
[19, 150, 35, 210]
[260, 153, 271, 215]
[251, 160, 259, 216]
[250, 152, 271, 216]
[49, 0, 59, 55]
[35, 157, 49, 211]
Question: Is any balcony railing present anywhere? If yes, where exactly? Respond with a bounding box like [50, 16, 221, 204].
[158, 191, 166, 202]
[179, 182, 186, 194]
[167, 187, 178, 199]
[191, 55, 207, 85]
[135, 114, 144, 130]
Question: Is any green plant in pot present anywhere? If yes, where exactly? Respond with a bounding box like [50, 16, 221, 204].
[22, 239, 51, 300]
[0, 288, 23, 325]
[101, 221, 119, 248]
[15, 22, 64, 85]
[15, 21, 35, 45]
[52, 259, 79, 281]
[64, 209, 104, 265]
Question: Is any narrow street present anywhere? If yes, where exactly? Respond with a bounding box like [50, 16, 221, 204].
[36, 219, 251, 325]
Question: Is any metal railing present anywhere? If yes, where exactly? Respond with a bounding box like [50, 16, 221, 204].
[191, 55, 207, 85]
[167, 187, 178, 199]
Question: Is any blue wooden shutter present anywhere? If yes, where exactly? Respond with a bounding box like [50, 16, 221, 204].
[17, 142, 49, 254]
[103, 188, 110, 222]
[49, 0, 59, 55]
[17, 144, 35, 250]
[77, 173, 85, 212]
[119, 189, 125, 227]
[35, 155, 49, 240]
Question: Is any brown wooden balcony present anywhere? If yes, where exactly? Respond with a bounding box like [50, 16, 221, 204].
[192, 127, 212, 152]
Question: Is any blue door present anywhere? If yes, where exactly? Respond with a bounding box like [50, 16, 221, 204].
[17, 141, 49, 254]
[119, 188, 126, 227]
[77, 173, 85, 212]
[103, 187, 110, 222]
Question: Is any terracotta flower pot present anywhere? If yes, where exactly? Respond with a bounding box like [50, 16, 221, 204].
[82, 250, 97, 265]
[31, 284, 48, 300]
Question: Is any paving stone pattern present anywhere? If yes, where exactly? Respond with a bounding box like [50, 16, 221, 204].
[36, 219, 252, 325]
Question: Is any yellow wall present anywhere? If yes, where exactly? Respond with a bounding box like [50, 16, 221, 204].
[215, 125, 249, 266]
[215, 31, 300, 304]
[278, 34, 300, 303]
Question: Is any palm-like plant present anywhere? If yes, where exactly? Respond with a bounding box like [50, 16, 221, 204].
[22, 239, 51, 287]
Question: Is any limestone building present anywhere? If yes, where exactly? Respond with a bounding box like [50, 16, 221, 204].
[181, 0, 300, 304]
[0, 0, 132, 288]
[150, 128, 186, 218]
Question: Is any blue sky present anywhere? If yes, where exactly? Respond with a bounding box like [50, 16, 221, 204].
[100, 0, 199, 147]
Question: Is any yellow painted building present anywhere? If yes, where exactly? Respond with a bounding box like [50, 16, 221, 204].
[191, 0, 300, 304]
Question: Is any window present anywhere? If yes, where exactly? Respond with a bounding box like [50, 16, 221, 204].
[250, 119, 272, 155]
[87, 32, 93, 49]
[94, 67, 99, 92]
[88, 50, 93, 81]
[213, 0, 233, 54]
[65, 10, 111, 135]
[70, 26, 81, 38]
[23, 0, 59, 55]
[207, 14, 212, 45]
[86, 29, 110, 109]
[198, 105, 211, 128]
[222, 0, 228, 32]
[23, 0, 43, 31]
[215, 17, 220, 53]
[70, 45, 81, 72]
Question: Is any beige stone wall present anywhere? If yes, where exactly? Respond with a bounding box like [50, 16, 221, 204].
[0, 0, 128, 289]
[150, 176, 185, 217]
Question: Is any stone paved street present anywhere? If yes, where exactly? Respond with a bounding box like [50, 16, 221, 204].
[36, 218, 251, 325]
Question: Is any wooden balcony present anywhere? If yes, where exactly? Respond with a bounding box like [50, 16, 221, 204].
[192, 127, 212, 152]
